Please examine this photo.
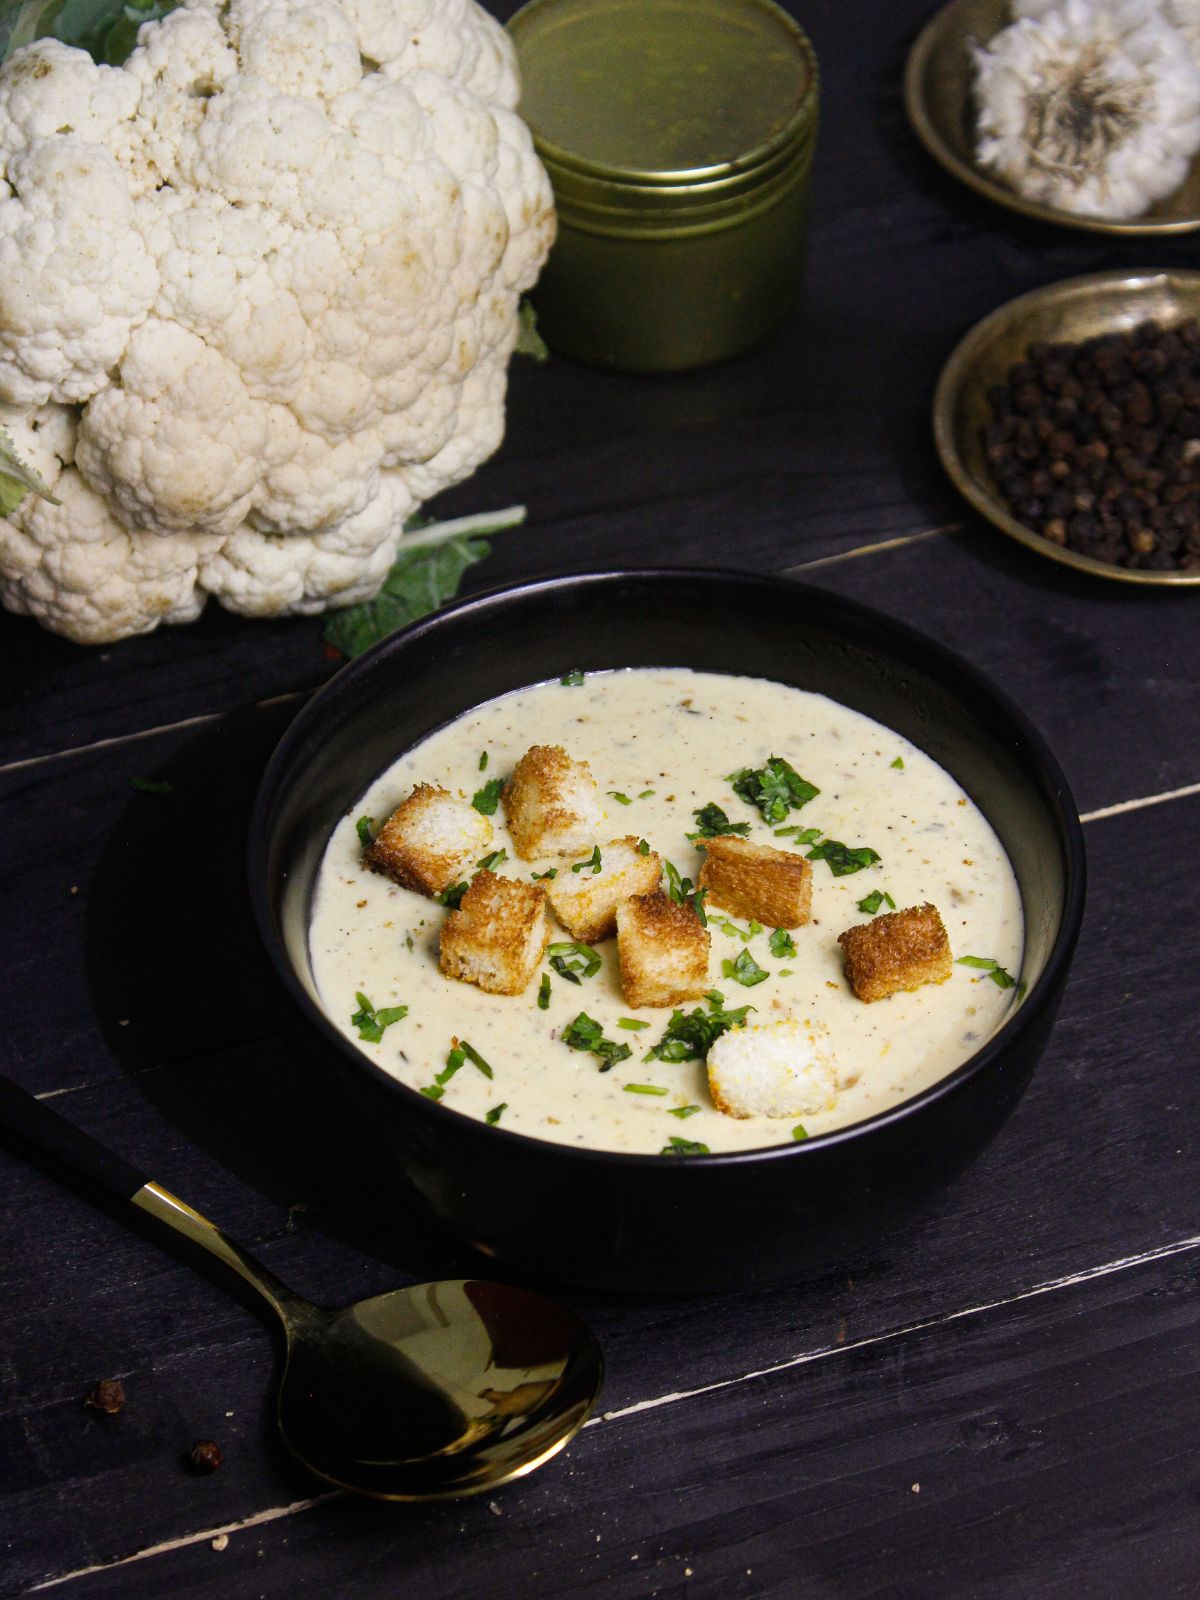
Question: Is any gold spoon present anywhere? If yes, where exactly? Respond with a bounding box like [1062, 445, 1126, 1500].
[0, 1073, 602, 1500]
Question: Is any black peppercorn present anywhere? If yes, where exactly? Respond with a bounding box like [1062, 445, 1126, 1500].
[188, 1439, 223, 1474]
[85, 1379, 126, 1415]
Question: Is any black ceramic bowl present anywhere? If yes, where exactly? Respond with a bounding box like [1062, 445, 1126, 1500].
[249, 570, 1086, 1295]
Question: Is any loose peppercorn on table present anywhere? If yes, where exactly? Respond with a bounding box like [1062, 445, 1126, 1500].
[2, 2, 1199, 1595]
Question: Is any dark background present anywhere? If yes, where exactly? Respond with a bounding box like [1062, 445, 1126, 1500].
[2, 1, 1198, 1595]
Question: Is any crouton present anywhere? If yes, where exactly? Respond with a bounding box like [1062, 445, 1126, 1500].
[546, 837, 662, 943]
[837, 902, 952, 1002]
[365, 783, 493, 897]
[502, 744, 604, 860]
[439, 870, 550, 996]
[696, 834, 812, 928]
[707, 1019, 837, 1118]
[616, 890, 710, 1008]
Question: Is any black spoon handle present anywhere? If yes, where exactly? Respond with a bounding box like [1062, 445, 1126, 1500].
[0, 1071, 149, 1202]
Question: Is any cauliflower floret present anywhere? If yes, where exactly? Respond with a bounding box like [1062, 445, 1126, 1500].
[0, 0, 556, 644]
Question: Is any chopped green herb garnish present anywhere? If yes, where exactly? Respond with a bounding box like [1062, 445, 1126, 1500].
[778, 968, 794, 977]
[769, 928, 796, 958]
[806, 839, 881, 877]
[438, 881, 469, 909]
[548, 941, 602, 979]
[355, 815, 375, 848]
[645, 994, 753, 1063]
[661, 1137, 711, 1156]
[476, 848, 508, 871]
[437, 1047, 465, 1086]
[638, 790, 656, 799]
[688, 802, 751, 840]
[561, 669, 585, 686]
[459, 1039, 494, 1078]
[728, 756, 819, 825]
[710, 915, 754, 941]
[891, 757, 904, 769]
[670, 1104, 702, 1119]
[479, 751, 488, 771]
[637, 838, 651, 854]
[485, 1103, 508, 1125]
[538, 974, 551, 1010]
[531, 867, 558, 880]
[350, 992, 409, 1043]
[471, 776, 505, 815]
[419, 1085, 444, 1101]
[623, 1083, 669, 1096]
[131, 777, 173, 795]
[571, 845, 603, 875]
[663, 859, 708, 925]
[618, 1017, 651, 1030]
[562, 1012, 633, 1071]
[722, 949, 769, 987]
[773, 824, 822, 844]
[608, 791, 632, 805]
[792, 1123, 809, 1142]
[856, 889, 896, 915]
[957, 956, 1017, 989]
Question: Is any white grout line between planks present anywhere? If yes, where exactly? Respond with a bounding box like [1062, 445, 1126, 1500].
[28, 1230, 1200, 1594]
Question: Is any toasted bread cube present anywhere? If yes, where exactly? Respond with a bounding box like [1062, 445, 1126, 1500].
[696, 835, 812, 928]
[616, 890, 711, 1008]
[439, 871, 550, 996]
[837, 902, 952, 1003]
[365, 783, 492, 897]
[546, 837, 662, 943]
[502, 745, 604, 860]
[707, 1019, 837, 1119]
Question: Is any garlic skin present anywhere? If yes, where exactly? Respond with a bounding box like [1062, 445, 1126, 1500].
[974, 0, 1200, 219]
[1013, 0, 1200, 69]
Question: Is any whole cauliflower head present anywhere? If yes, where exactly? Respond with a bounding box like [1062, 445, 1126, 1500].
[0, 0, 554, 642]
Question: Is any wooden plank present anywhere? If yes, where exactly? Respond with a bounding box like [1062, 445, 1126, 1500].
[20, 1245, 1200, 1599]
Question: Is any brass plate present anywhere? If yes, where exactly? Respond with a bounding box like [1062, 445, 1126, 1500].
[904, 0, 1200, 236]
[933, 269, 1200, 586]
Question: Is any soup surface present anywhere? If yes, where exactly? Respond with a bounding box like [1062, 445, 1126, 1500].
[309, 669, 1023, 1154]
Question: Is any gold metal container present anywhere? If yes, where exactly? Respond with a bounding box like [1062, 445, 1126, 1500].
[508, 0, 819, 372]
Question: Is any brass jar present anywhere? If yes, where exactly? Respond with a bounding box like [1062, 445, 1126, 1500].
[508, 0, 820, 372]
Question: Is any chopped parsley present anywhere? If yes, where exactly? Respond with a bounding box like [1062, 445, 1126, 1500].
[806, 839, 881, 877]
[728, 756, 819, 825]
[669, 1104, 702, 1119]
[571, 845, 603, 875]
[458, 1039, 494, 1078]
[637, 838, 651, 854]
[561, 669, 585, 686]
[722, 949, 769, 987]
[438, 880, 469, 909]
[471, 776, 505, 815]
[857, 889, 896, 915]
[645, 993, 753, 1063]
[773, 824, 822, 844]
[531, 867, 558, 880]
[638, 790, 656, 799]
[710, 915, 762, 942]
[562, 1012, 633, 1070]
[617, 1017, 651, 1030]
[479, 751, 489, 771]
[476, 848, 508, 872]
[419, 1085, 444, 1101]
[769, 928, 796, 958]
[131, 777, 173, 795]
[777, 968, 794, 977]
[623, 1083, 669, 1096]
[957, 955, 1017, 989]
[350, 992, 409, 1043]
[437, 1047, 465, 1087]
[608, 791, 632, 805]
[547, 940, 603, 983]
[663, 859, 708, 925]
[355, 815, 375, 848]
[661, 1137, 710, 1156]
[688, 802, 751, 840]
[891, 757, 905, 769]
[792, 1123, 809, 1142]
[485, 1103, 508, 1125]
[537, 973, 551, 1010]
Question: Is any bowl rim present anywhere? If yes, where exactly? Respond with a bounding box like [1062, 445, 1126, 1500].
[247, 567, 1087, 1170]
[933, 268, 1200, 587]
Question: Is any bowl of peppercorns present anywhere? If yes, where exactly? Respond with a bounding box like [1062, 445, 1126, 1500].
[934, 269, 1200, 584]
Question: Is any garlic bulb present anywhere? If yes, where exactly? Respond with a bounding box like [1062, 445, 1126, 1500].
[974, 0, 1200, 218]
[1013, 0, 1200, 68]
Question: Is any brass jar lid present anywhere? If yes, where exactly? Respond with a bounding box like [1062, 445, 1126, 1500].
[508, 0, 818, 218]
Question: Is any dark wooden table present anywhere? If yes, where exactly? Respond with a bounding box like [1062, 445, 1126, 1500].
[3, 1, 1198, 1594]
